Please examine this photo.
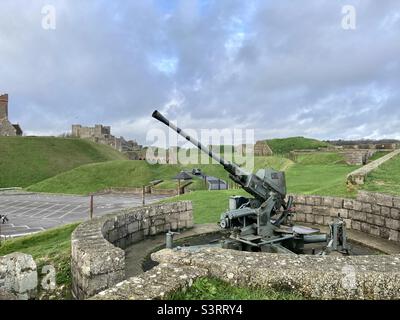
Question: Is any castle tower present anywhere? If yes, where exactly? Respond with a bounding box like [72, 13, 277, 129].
[0, 94, 8, 120]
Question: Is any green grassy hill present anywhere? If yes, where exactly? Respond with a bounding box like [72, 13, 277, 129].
[0, 137, 127, 188]
[266, 137, 330, 154]
[27, 152, 356, 198]
[362, 154, 400, 196]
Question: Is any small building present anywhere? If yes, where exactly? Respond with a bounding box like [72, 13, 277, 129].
[0, 94, 23, 136]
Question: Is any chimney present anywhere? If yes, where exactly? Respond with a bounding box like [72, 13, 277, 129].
[0, 94, 9, 120]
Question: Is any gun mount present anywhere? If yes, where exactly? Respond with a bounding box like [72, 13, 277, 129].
[152, 110, 349, 255]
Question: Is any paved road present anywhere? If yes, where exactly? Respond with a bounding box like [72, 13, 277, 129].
[0, 191, 168, 239]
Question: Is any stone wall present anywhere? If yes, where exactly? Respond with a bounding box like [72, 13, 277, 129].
[291, 191, 400, 243]
[0, 94, 23, 136]
[71, 201, 193, 299]
[71, 123, 143, 157]
[347, 149, 400, 185]
[340, 150, 374, 165]
[0, 253, 37, 300]
[93, 247, 400, 300]
[0, 93, 9, 119]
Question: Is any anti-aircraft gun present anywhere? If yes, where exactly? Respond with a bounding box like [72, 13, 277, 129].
[152, 110, 344, 255]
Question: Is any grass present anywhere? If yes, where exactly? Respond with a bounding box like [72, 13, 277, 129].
[0, 223, 78, 299]
[266, 137, 330, 155]
[27, 156, 292, 195]
[363, 154, 400, 196]
[0, 136, 126, 188]
[167, 277, 303, 300]
[367, 151, 390, 162]
[164, 190, 247, 224]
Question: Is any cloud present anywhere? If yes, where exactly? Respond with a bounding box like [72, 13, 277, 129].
[0, 0, 399, 143]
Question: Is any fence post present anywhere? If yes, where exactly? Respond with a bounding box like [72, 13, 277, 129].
[90, 195, 94, 220]
[142, 186, 146, 205]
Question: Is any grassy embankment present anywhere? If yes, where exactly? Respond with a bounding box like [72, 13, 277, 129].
[362, 154, 400, 196]
[0, 136, 126, 188]
[266, 137, 330, 154]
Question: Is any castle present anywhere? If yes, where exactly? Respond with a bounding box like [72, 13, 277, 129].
[72, 124, 145, 160]
[0, 94, 23, 136]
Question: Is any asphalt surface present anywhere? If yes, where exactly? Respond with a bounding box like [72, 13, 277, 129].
[0, 191, 168, 239]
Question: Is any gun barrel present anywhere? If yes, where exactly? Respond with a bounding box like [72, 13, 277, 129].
[152, 110, 245, 176]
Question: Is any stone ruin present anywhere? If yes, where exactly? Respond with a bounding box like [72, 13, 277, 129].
[0, 94, 23, 137]
[71, 124, 145, 160]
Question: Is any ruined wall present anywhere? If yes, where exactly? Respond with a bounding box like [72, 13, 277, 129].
[71, 124, 143, 156]
[254, 141, 273, 156]
[71, 201, 193, 299]
[292, 191, 400, 243]
[340, 150, 375, 165]
[0, 94, 22, 136]
[0, 94, 8, 119]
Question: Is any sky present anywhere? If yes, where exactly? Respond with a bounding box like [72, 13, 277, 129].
[0, 0, 399, 145]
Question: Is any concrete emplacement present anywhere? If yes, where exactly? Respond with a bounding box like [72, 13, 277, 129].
[71, 190, 400, 300]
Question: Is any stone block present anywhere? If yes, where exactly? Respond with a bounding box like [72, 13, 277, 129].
[0, 253, 37, 300]
[337, 208, 349, 218]
[385, 218, 400, 231]
[390, 208, 400, 220]
[379, 227, 390, 240]
[356, 191, 376, 203]
[295, 213, 306, 222]
[128, 230, 144, 245]
[305, 214, 314, 223]
[353, 201, 363, 211]
[312, 206, 329, 217]
[313, 197, 322, 206]
[351, 211, 366, 222]
[127, 222, 140, 234]
[305, 197, 315, 206]
[389, 230, 399, 242]
[367, 214, 385, 227]
[371, 204, 381, 214]
[322, 197, 334, 207]
[375, 193, 393, 207]
[393, 198, 400, 209]
[361, 203, 372, 213]
[314, 215, 324, 225]
[369, 225, 380, 237]
[343, 219, 352, 227]
[323, 216, 333, 225]
[294, 195, 306, 205]
[360, 223, 370, 234]
[333, 198, 344, 208]
[343, 199, 354, 210]
[351, 220, 361, 231]
[303, 205, 313, 214]
[329, 207, 340, 217]
[381, 206, 391, 218]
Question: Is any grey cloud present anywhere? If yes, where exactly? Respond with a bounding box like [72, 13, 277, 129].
[0, 0, 399, 143]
